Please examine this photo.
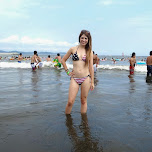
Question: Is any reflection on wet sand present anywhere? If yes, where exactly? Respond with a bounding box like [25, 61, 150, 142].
[18, 69, 23, 86]
[31, 71, 39, 92]
[65, 114, 103, 152]
[54, 69, 62, 83]
[146, 76, 152, 84]
[128, 75, 136, 94]
[94, 74, 99, 86]
[128, 75, 135, 83]
[31, 70, 42, 100]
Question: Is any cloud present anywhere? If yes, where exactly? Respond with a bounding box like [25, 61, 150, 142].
[0, 11, 29, 18]
[97, 0, 134, 6]
[0, 0, 29, 18]
[20, 36, 72, 47]
[42, 5, 64, 9]
[98, 0, 113, 6]
[116, 14, 152, 34]
[0, 35, 77, 51]
[0, 0, 63, 18]
[74, 42, 79, 45]
[0, 35, 20, 43]
[24, 1, 63, 9]
[26, 2, 41, 6]
[127, 16, 152, 27]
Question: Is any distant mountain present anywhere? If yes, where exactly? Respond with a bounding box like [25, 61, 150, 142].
[0, 50, 66, 54]
[38, 52, 66, 55]
[10, 51, 20, 53]
[0, 50, 6, 53]
[21, 51, 66, 55]
[0, 50, 19, 53]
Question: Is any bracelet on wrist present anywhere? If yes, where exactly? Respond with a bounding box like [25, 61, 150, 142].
[65, 69, 68, 72]
[67, 71, 70, 75]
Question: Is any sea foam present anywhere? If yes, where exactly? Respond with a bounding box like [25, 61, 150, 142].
[0, 61, 147, 72]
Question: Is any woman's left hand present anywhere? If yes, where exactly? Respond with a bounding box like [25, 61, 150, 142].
[68, 69, 75, 77]
[90, 82, 94, 91]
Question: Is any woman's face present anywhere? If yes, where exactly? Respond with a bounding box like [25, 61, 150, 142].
[80, 34, 88, 46]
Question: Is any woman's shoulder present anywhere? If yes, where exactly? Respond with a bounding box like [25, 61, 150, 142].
[69, 46, 78, 53]
[71, 46, 77, 50]
[90, 50, 93, 55]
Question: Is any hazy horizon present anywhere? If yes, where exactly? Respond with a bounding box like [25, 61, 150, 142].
[0, 0, 152, 56]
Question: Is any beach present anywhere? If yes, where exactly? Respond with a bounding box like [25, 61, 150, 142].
[0, 56, 152, 152]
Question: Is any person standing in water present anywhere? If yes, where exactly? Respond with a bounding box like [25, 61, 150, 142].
[93, 51, 98, 72]
[54, 53, 62, 68]
[62, 30, 94, 114]
[128, 52, 136, 77]
[146, 51, 152, 76]
[18, 53, 23, 63]
[96, 54, 100, 65]
[46, 55, 51, 62]
[31, 50, 38, 70]
[36, 54, 43, 68]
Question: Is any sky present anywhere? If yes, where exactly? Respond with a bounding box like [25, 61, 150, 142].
[0, 0, 152, 56]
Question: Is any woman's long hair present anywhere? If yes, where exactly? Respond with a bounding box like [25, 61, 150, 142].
[79, 30, 92, 65]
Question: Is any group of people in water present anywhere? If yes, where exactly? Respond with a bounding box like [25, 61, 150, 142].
[46, 28, 152, 114]
[30, 51, 62, 70]
[14, 51, 62, 70]
[128, 51, 152, 78]
[28, 30, 98, 114]
[28, 30, 99, 114]
[1, 29, 152, 114]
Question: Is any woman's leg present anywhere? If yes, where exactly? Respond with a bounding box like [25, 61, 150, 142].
[80, 77, 90, 114]
[65, 78, 79, 114]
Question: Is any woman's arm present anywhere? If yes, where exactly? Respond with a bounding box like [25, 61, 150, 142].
[89, 51, 94, 90]
[62, 47, 76, 77]
[61, 48, 72, 71]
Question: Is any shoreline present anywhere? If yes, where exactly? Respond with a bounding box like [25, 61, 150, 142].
[0, 52, 19, 55]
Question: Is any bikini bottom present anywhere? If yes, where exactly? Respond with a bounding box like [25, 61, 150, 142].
[71, 75, 90, 85]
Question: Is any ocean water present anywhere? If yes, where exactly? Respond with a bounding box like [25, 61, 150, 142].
[0, 54, 152, 152]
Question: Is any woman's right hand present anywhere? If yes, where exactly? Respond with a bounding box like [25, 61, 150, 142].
[90, 82, 94, 91]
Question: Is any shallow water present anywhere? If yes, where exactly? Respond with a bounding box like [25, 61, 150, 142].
[0, 68, 152, 152]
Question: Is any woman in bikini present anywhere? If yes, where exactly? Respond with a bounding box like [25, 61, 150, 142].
[62, 30, 94, 114]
